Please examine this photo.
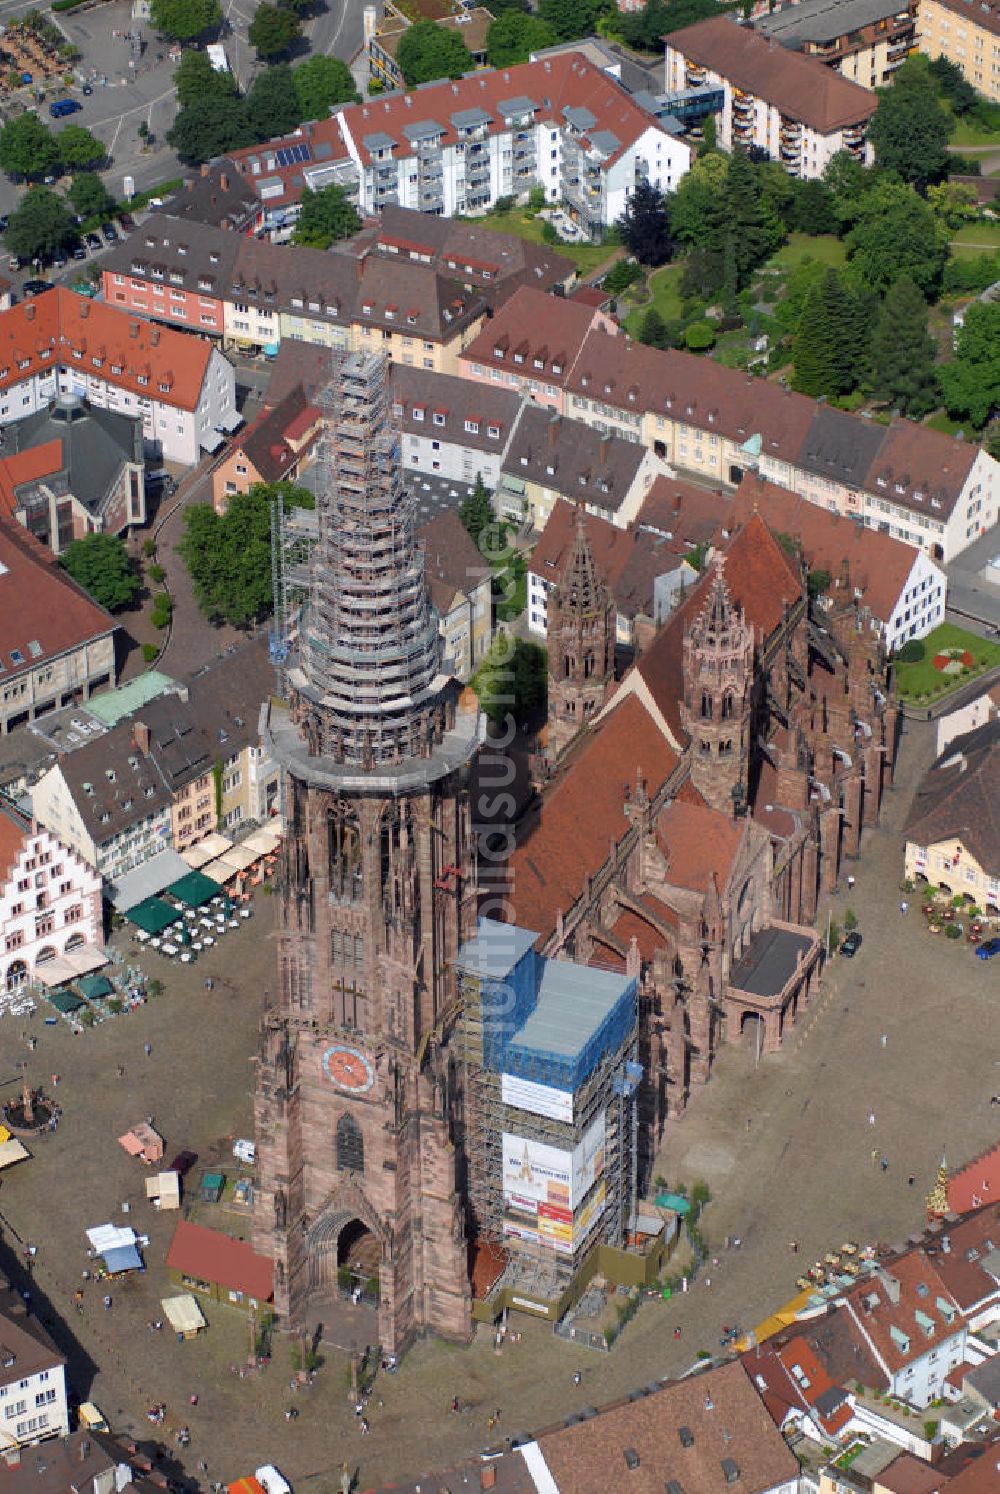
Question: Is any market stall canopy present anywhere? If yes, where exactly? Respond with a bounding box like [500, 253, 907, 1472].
[109, 849, 193, 911]
[242, 826, 282, 857]
[0, 1136, 30, 1170]
[180, 832, 233, 869]
[78, 974, 114, 1000]
[167, 870, 223, 907]
[46, 988, 85, 1013]
[118, 1123, 164, 1163]
[87, 1223, 137, 1254]
[33, 945, 110, 987]
[145, 1171, 181, 1209]
[103, 1243, 143, 1273]
[127, 898, 180, 935]
[161, 1293, 206, 1335]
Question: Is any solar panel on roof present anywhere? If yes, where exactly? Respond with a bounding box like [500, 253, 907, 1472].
[275, 142, 310, 168]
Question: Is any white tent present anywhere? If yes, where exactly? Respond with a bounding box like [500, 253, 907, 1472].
[180, 832, 233, 869]
[161, 1293, 206, 1336]
[34, 945, 109, 988]
[0, 1137, 29, 1171]
[242, 827, 282, 857]
[86, 1223, 137, 1254]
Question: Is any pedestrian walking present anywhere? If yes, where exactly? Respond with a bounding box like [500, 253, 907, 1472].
[900, 901, 908, 914]
[881, 1157, 890, 1173]
[880, 1034, 887, 1048]
[360, 1418, 369, 1436]
[789, 1240, 799, 1254]
[674, 1325, 682, 1339]
[143, 1041, 152, 1058]
[908, 1174, 915, 1186]
[103, 1294, 112, 1311]
[847, 875, 855, 890]
[572, 1370, 582, 1386]
[116, 1065, 125, 1079]
[871, 1148, 880, 1166]
[868, 1110, 876, 1127]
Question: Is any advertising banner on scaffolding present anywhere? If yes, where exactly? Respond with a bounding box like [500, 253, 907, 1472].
[501, 1114, 607, 1254]
[501, 1071, 573, 1123]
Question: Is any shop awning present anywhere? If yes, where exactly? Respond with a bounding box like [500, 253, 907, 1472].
[103, 1243, 142, 1273]
[128, 898, 180, 935]
[166, 870, 223, 907]
[242, 827, 282, 857]
[111, 849, 193, 911]
[161, 1293, 206, 1334]
[47, 988, 85, 1013]
[78, 975, 113, 1000]
[180, 832, 233, 869]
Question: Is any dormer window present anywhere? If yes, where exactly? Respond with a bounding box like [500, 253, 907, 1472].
[362, 301, 373, 315]
[552, 362, 562, 375]
[158, 382, 170, 393]
[412, 406, 424, 422]
[487, 424, 500, 439]
[545, 463, 555, 476]
[432, 412, 445, 427]
[513, 352, 525, 365]
[464, 419, 479, 434]
[92, 356, 102, 368]
[876, 476, 887, 488]
[533, 357, 544, 370]
[138, 374, 149, 386]
[493, 346, 505, 359]
[111, 363, 123, 375]
[291, 296, 304, 308]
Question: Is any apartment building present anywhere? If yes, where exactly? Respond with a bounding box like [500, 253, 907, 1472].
[102, 219, 488, 374]
[0, 1300, 68, 1447]
[918, 0, 1000, 102]
[0, 290, 236, 465]
[726, 475, 947, 648]
[223, 49, 691, 239]
[459, 286, 617, 412]
[904, 718, 1000, 902]
[0, 519, 117, 737]
[392, 364, 521, 488]
[754, 0, 919, 89]
[0, 797, 102, 997]
[665, 16, 877, 176]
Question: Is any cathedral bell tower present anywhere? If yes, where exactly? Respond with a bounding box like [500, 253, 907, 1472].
[546, 506, 615, 760]
[679, 557, 754, 815]
[253, 352, 482, 1355]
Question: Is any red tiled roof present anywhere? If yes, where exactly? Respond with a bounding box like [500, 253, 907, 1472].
[0, 288, 213, 412]
[949, 1144, 1000, 1214]
[165, 1219, 273, 1302]
[846, 1250, 960, 1375]
[461, 287, 612, 385]
[0, 517, 115, 681]
[638, 475, 729, 550]
[666, 16, 877, 133]
[631, 512, 802, 745]
[655, 797, 745, 894]
[507, 694, 679, 937]
[0, 441, 62, 519]
[727, 474, 927, 626]
[0, 801, 29, 894]
[341, 50, 671, 169]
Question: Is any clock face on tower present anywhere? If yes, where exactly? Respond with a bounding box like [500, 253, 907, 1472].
[322, 1044, 375, 1093]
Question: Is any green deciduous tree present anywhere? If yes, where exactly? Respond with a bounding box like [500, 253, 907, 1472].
[939, 300, 1000, 429]
[397, 21, 473, 85]
[668, 151, 727, 249]
[617, 180, 672, 266]
[150, 0, 222, 41]
[292, 54, 358, 119]
[173, 46, 238, 107]
[0, 112, 59, 181]
[486, 11, 556, 66]
[473, 635, 547, 725]
[56, 123, 104, 171]
[178, 485, 308, 627]
[5, 185, 76, 261]
[618, 0, 670, 52]
[167, 94, 253, 165]
[67, 172, 114, 221]
[822, 148, 874, 225]
[248, 3, 301, 60]
[60, 534, 139, 613]
[928, 54, 978, 115]
[867, 276, 939, 417]
[245, 63, 301, 139]
[538, 0, 612, 41]
[291, 184, 360, 248]
[846, 181, 948, 297]
[868, 57, 950, 187]
[791, 268, 867, 398]
[926, 179, 980, 229]
[788, 178, 839, 235]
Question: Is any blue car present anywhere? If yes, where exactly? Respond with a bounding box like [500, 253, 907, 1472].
[976, 937, 1000, 960]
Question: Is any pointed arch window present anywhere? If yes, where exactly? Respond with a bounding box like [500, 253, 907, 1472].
[336, 1114, 364, 1174]
[700, 691, 713, 719]
[721, 692, 734, 721]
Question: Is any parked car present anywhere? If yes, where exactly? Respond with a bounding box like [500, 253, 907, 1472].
[0, 215, 8, 233]
[72, 243, 86, 260]
[22, 280, 52, 298]
[85, 231, 102, 251]
[78, 1402, 109, 1432]
[976, 937, 1000, 960]
[82, 83, 93, 95]
[51, 245, 67, 266]
[118, 211, 135, 232]
[841, 931, 862, 958]
[8, 255, 22, 272]
[49, 98, 82, 118]
[101, 222, 118, 244]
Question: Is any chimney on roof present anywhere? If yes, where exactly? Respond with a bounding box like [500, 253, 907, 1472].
[150, 327, 160, 346]
[220, 171, 230, 191]
[79, 301, 89, 318]
[547, 414, 560, 448]
[599, 435, 610, 465]
[201, 162, 210, 177]
[133, 721, 151, 756]
[129, 321, 140, 339]
[24, 303, 35, 322]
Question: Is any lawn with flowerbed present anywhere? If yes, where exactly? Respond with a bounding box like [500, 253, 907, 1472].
[893, 622, 1000, 704]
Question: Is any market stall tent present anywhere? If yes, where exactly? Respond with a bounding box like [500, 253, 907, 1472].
[46, 988, 85, 1013]
[167, 870, 224, 907]
[102, 1243, 143, 1273]
[78, 974, 114, 1000]
[128, 898, 180, 935]
[161, 1293, 206, 1337]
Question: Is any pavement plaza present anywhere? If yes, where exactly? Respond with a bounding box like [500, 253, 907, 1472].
[0, 715, 997, 1489]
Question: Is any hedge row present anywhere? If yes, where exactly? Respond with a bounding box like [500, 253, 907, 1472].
[51, 0, 91, 12]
